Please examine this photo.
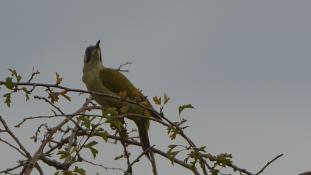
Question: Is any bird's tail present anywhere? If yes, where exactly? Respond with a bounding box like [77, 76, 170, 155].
[135, 120, 158, 175]
[136, 119, 152, 158]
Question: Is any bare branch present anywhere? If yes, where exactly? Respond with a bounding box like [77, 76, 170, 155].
[0, 116, 31, 158]
[23, 99, 90, 175]
[115, 62, 132, 72]
[81, 157, 125, 173]
[0, 163, 23, 174]
[126, 145, 155, 173]
[255, 154, 284, 175]
[0, 138, 27, 157]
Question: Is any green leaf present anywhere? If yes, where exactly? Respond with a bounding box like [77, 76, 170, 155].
[4, 77, 14, 90]
[21, 87, 31, 101]
[55, 72, 63, 86]
[98, 131, 109, 141]
[215, 153, 233, 166]
[89, 147, 98, 158]
[79, 115, 91, 129]
[16, 75, 21, 82]
[57, 150, 70, 159]
[85, 141, 98, 158]
[168, 144, 178, 149]
[9, 69, 22, 82]
[73, 166, 86, 175]
[196, 146, 206, 153]
[153, 96, 162, 105]
[178, 104, 194, 115]
[167, 150, 179, 164]
[48, 92, 59, 103]
[164, 93, 170, 104]
[60, 90, 71, 101]
[114, 154, 124, 160]
[85, 140, 97, 148]
[3, 93, 11, 107]
[9, 69, 17, 77]
[167, 126, 179, 140]
[210, 169, 219, 175]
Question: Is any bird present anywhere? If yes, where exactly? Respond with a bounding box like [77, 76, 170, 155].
[82, 40, 159, 174]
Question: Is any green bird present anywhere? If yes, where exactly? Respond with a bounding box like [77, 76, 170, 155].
[82, 40, 158, 173]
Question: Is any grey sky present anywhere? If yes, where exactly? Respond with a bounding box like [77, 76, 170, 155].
[0, 1, 310, 174]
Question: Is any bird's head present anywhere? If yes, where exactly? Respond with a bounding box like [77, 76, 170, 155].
[84, 40, 102, 64]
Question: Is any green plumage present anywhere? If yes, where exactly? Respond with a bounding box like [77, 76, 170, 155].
[99, 67, 152, 154]
[82, 40, 157, 160]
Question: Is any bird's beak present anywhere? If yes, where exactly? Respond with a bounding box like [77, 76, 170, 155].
[96, 40, 100, 48]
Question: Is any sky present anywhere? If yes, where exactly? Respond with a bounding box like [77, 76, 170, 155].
[0, 1, 310, 175]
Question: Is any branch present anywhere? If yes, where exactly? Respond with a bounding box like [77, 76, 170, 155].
[23, 99, 90, 175]
[0, 163, 23, 174]
[77, 130, 200, 175]
[115, 62, 132, 72]
[0, 116, 31, 158]
[0, 80, 282, 174]
[126, 145, 155, 173]
[0, 138, 27, 157]
[255, 154, 283, 175]
[80, 157, 125, 173]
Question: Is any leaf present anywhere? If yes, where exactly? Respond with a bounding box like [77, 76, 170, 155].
[3, 93, 11, 107]
[178, 104, 194, 115]
[21, 87, 31, 101]
[9, 69, 22, 82]
[9, 69, 18, 77]
[114, 154, 124, 160]
[164, 93, 170, 104]
[153, 96, 161, 105]
[167, 150, 180, 164]
[55, 72, 63, 86]
[85, 140, 97, 148]
[60, 90, 71, 101]
[85, 141, 98, 158]
[89, 147, 98, 158]
[4, 77, 14, 90]
[73, 166, 86, 175]
[168, 144, 178, 149]
[57, 150, 70, 159]
[98, 131, 109, 142]
[167, 126, 179, 140]
[210, 169, 219, 175]
[48, 92, 59, 103]
[16, 75, 21, 82]
[215, 153, 233, 166]
[78, 115, 91, 129]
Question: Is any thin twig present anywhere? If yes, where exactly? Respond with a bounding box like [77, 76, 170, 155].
[0, 163, 23, 174]
[23, 100, 90, 175]
[126, 145, 155, 173]
[81, 157, 125, 173]
[115, 62, 132, 72]
[0, 116, 31, 158]
[0, 138, 27, 157]
[77, 130, 200, 175]
[255, 154, 284, 175]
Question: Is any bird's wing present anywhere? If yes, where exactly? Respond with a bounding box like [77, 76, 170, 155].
[99, 68, 151, 106]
